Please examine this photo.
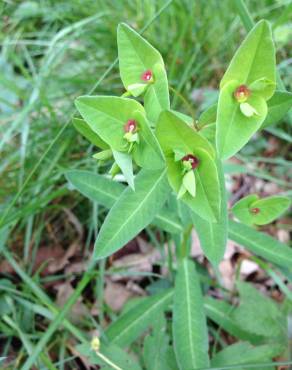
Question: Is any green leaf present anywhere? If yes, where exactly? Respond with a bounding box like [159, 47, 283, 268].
[262, 90, 292, 128]
[76, 342, 142, 370]
[211, 341, 284, 369]
[65, 170, 183, 234]
[143, 314, 178, 370]
[173, 258, 209, 370]
[228, 220, 292, 270]
[156, 111, 220, 222]
[105, 290, 173, 347]
[198, 103, 217, 128]
[231, 282, 286, 341]
[220, 20, 276, 100]
[232, 194, 290, 225]
[216, 79, 268, 160]
[112, 150, 135, 190]
[190, 160, 227, 265]
[93, 168, 170, 260]
[204, 297, 263, 344]
[75, 96, 164, 169]
[72, 117, 109, 149]
[117, 23, 169, 123]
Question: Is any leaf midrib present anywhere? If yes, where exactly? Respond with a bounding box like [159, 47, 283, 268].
[94, 168, 167, 258]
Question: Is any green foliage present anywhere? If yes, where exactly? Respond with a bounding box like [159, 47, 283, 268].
[232, 194, 290, 225]
[217, 20, 276, 159]
[105, 290, 173, 347]
[173, 258, 209, 369]
[117, 23, 169, 122]
[262, 91, 292, 127]
[156, 111, 220, 222]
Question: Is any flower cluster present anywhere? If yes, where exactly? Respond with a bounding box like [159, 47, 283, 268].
[233, 84, 259, 117]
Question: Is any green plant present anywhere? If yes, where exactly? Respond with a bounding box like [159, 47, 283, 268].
[66, 18, 292, 369]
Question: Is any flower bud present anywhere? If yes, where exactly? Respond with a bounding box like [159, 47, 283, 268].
[141, 69, 153, 82]
[91, 336, 100, 352]
[234, 85, 250, 103]
[250, 207, 260, 215]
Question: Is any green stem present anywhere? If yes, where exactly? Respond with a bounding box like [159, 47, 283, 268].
[178, 224, 193, 260]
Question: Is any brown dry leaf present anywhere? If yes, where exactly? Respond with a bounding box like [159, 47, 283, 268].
[104, 280, 136, 312]
[191, 230, 204, 259]
[240, 259, 259, 276]
[55, 282, 89, 323]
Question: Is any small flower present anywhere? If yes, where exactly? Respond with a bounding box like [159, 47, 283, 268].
[177, 153, 199, 199]
[141, 69, 153, 82]
[181, 154, 200, 171]
[91, 336, 100, 352]
[234, 85, 250, 103]
[250, 207, 260, 215]
[123, 119, 139, 152]
[124, 119, 137, 133]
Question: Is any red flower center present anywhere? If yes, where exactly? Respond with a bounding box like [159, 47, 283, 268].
[182, 154, 200, 169]
[234, 85, 250, 102]
[250, 207, 260, 215]
[141, 70, 153, 82]
[124, 119, 137, 133]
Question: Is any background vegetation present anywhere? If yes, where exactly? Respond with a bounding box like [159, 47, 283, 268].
[0, 0, 291, 369]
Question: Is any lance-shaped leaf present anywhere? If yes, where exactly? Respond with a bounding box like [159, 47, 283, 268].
[190, 160, 228, 265]
[232, 194, 290, 226]
[75, 96, 164, 169]
[173, 258, 209, 370]
[216, 79, 267, 159]
[66, 170, 183, 234]
[211, 342, 284, 369]
[72, 117, 109, 149]
[228, 220, 292, 270]
[262, 91, 292, 128]
[105, 290, 173, 347]
[156, 111, 220, 222]
[220, 20, 276, 100]
[93, 168, 170, 260]
[117, 23, 169, 123]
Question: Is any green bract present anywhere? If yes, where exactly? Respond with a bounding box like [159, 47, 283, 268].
[156, 111, 220, 222]
[75, 96, 165, 170]
[232, 194, 290, 226]
[117, 23, 169, 123]
[216, 20, 276, 159]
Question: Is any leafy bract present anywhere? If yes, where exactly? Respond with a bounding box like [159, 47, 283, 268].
[190, 160, 227, 265]
[117, 23, 169, 123]
[93, 168, 170, 260]
[72, 117, 108, 149]
[262, 90, 292, 128]
[216, 80, 267, 160]
[156, 111, 220, 222]
[75, 96, 164, 169]
[66, 170, 182, 234]
[173, 258, 209, 370]
[228, 220, 292, 270]
[220, 20, 276, 100]
[232, 194, 290, 225]
[105, 290, 173, 347]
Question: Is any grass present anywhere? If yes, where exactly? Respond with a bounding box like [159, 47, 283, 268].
[0, 0, 291, 369]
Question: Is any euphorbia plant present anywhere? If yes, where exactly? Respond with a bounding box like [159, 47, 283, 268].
[67, 20, 292, 370]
